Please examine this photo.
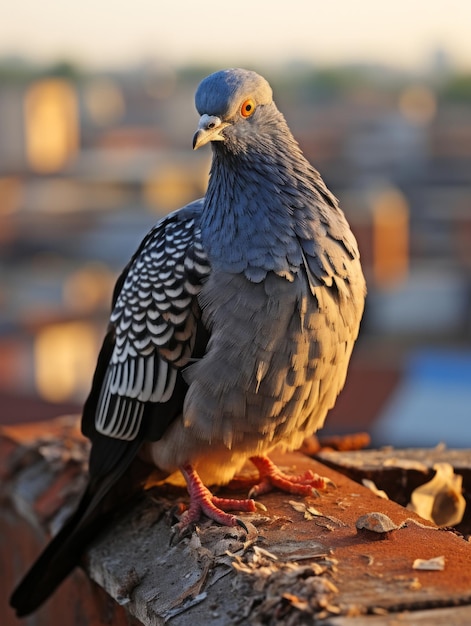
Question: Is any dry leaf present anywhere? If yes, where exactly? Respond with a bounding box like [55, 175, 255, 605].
[288, 500, 344, 526]
[305, 505, 324, 517]
[408, 463, 466, 527]
[289, 500, 308, 513]
[252, 546, 278, 562]
[362, 479, 389, 499]
[412, 555, 445, 571]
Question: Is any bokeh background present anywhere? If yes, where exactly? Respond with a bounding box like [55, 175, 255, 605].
[1, 1, 470, 446]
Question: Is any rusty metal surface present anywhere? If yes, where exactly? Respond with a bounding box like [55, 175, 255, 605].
[326, 605, 471, 626]
[316, 447, 471, 535]
[87, 452, 471, 624]
[255, 453, 471, 611]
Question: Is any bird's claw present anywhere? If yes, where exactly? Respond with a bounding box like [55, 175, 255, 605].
[249, 456, 332, 498]
[175, 464, 258, 533]
[254, 501, 268, 512]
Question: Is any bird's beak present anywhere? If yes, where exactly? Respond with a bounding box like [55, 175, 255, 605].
[193, 114, 228, 150]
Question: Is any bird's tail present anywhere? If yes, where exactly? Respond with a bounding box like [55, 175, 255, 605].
[10, 436, 147, 617]
[10, 485, 106, 616]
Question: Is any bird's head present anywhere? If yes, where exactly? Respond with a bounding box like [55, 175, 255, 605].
[192, 68, 275, 152]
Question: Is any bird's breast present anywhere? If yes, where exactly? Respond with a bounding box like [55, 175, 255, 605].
[146, 265, 363, 481]
[184, 267, 359, 445]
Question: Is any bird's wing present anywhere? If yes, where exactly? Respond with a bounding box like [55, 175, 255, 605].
[10, 201, 212, 617]
[11, 201, 211, 615]
[294, 188, 363, 294]
[82, 199, 211, 450]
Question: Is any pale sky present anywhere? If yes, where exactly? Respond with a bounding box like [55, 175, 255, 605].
[2, 0, 470, 71]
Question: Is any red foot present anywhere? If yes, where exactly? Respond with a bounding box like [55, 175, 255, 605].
[178, 464, 257, 530]
[248, 456, 329, 497]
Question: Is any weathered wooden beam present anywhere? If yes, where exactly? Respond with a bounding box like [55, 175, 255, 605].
[2, 418, 471, 625]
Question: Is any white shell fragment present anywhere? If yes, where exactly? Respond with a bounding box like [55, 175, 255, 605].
[412, 555, 445, 571]
[408, 463, 466, 527]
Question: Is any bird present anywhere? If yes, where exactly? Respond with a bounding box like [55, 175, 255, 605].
[10, 68, 366, 617]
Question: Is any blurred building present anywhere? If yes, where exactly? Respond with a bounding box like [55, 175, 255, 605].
[0, 60, 470, 447]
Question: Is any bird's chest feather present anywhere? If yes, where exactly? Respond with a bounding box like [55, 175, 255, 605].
[198, 270, 309, 388]
[199, 157, 305, 283]
[181, 268, 350, 452]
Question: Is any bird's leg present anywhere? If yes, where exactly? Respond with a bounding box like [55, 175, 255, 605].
[248, 455, 330, 498]
[177, 463, 257, 530]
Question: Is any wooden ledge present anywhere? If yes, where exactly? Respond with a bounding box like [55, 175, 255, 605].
[2, 417, 471, 625]
[316, 447, 471, 535]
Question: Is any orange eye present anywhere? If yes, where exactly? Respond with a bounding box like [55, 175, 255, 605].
[240, 99, 255, 118]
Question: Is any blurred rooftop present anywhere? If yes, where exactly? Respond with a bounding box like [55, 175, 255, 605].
[0, 58, 470, 447]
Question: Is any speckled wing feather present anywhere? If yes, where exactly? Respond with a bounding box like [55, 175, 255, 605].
[91, 199, 211, 443]
[10, 202, 212, 617]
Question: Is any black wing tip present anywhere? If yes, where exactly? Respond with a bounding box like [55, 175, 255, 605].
[9, 555, 69, 617]
[10, 587, 39, 618]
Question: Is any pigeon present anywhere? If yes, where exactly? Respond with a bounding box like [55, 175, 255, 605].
[10, 68, 366, 616]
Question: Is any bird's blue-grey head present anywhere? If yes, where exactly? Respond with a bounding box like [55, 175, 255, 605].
[192, 69, 275, 151]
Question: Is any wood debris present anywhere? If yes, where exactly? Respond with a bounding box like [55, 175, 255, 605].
[412, 555, 445, 571]
[231, 553, 340, 625]
[288, 499, 345, 526]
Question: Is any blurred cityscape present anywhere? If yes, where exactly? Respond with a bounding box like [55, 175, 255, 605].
[0, 55, 470, 447]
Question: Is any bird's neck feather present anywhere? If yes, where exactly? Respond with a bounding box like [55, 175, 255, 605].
[199, 115, 337, 280]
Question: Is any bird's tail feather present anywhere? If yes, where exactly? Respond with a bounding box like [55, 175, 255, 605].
[10, 436, 147, 617]
[10, 485, 109, 616]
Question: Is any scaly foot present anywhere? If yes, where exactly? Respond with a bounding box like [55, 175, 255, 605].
[177, 463, 257, 531]
[248, 455, 330, 498]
